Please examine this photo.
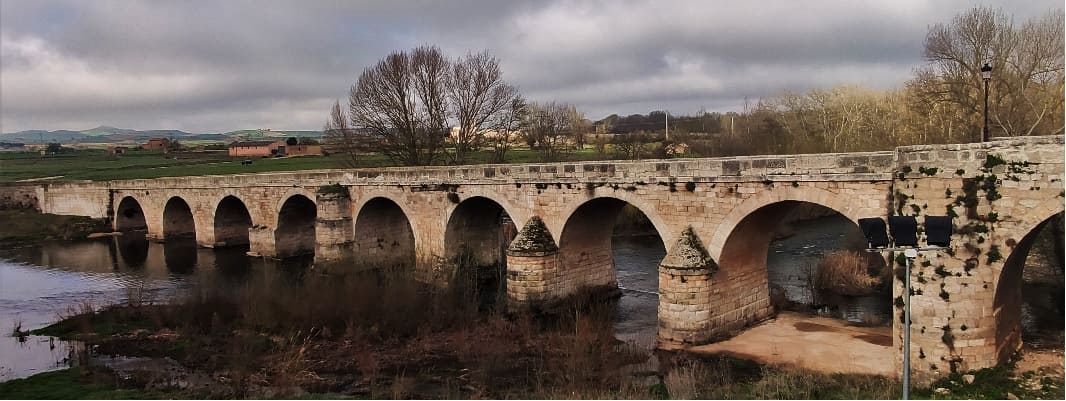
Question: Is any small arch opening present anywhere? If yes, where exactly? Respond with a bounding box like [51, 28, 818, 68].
[214, 196, 253, 248]
[558, 198, 665, 348]
[275, 195, 317, 259]
[116, 196, 148, 232]
[444, 196, 518, 307]
[353, 197, 415, 270]
[163, 197, 196, 241]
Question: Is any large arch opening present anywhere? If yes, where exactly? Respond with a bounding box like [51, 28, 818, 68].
[558, 198, 665, 347]
[352, 197, 415, 270]
[163, 197, 196, 241]
[719, 201, 888, 323]
[444, 196, 517, 306]
[214, 196, 253, 248]
[994, 212, 1065, 364]
[275, 194, 317, 259]
[707, 200, 893, 373]
[115, 196, 148, 232]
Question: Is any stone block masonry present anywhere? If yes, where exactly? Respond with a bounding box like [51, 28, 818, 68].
[18, 135, 1064, 384]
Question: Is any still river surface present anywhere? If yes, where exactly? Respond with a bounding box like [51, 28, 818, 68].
[1, 216, 1057, 382]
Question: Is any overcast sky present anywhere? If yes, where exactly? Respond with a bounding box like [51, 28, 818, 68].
[1, 0, 1060, 133]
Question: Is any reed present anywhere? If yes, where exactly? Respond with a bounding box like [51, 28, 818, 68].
[815, 250, 882, 296]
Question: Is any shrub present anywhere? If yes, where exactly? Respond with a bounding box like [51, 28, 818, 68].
[815, 251, 881, 296]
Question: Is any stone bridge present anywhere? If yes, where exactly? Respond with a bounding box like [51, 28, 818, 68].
[17, 135, 1065, 383]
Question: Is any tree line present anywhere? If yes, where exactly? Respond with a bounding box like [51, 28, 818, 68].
[326, 6, 1063, 165]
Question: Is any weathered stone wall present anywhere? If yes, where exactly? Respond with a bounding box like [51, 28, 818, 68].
[658, 227, 722, 346]
[20, 136, 1063, 383]
[39, 182, 110, 218]
[0, 184, 41, 210]
[315, 193, 353, 261]
[891, 135, 1065, 383]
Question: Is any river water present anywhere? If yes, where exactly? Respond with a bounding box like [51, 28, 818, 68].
[1, 216, 1060, 382]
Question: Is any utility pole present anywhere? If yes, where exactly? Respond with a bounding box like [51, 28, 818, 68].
[665, 111, 670, 141]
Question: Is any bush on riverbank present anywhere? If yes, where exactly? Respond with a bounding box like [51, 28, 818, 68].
[815, 251, 885, 296]
[0, 209, 110, 246]
[33, 266, 654, 398]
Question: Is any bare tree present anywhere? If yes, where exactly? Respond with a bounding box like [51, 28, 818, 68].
[447, 52, 518, 164]
[612, 131, 649, 160]
[487, 95, 529, 163]
[910, 6, 1064, 139]
[323, 100, 362, 168]
[526, 101, 575, 162]
[347, 46, 448, 166]
[565, 104, 591, 149]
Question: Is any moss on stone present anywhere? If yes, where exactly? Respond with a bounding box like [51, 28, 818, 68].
[507, 216, 558, 253]
[660, 226, 717, 272]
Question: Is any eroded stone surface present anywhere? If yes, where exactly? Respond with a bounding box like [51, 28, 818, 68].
[660, 226, 716, 272]
[9, 135, 1063, 385]
[507, 216, 558, 254]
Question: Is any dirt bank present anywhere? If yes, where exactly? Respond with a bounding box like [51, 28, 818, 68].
[0, 209, 110, 247]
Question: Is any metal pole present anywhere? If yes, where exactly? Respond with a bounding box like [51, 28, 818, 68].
[903, 254, 911, 400]
[982, 78, 990, 142]
[865, 247, 938, 400]
[665, 111, 670, 141]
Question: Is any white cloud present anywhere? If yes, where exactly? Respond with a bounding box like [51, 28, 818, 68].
[0, 0, 1061, 132]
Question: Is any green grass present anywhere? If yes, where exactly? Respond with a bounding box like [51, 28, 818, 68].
[0, 210, 110, 245]
[0, 148, 615, 182]
[0, 368, 182, 399]
[910, 361, 1065, 400]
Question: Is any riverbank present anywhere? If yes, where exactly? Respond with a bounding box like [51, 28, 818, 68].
[0, 209, 110, 247]
[7, 265, 1060, 400]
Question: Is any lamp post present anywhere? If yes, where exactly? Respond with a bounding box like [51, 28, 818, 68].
[858, 215, 953, 400]
[981, 63, 992, 142]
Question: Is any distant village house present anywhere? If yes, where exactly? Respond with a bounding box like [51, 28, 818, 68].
[142, 137, 172, 150]
[228, 140, 322, 157]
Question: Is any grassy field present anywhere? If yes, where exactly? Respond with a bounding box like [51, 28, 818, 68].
[0, 148, 617, 182]
[0, 368, 181, 399]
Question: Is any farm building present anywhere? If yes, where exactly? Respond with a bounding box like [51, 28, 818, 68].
[142, 137, 172, 150]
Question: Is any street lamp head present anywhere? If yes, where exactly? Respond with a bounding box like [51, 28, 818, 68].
[981, 63, 992, 80]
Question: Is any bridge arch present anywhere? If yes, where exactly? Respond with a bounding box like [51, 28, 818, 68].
[708, 186, 864, 261]
[115, 196, 148, 232]
[275, 194, 317, 258]
[444, 196, 518, 268]
[557, 197, 667, 294]
[352, 196, 416, 269]
[162, 196, 196, 240]
[993, 199, 1065, 364]
[273, 187, 317, 228]
[554, 192, 671, 248]
[213, 195, 253, 248]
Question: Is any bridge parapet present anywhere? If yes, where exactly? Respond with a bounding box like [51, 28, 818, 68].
[339, 150, 897, 185]
[97, 150, 897, 191]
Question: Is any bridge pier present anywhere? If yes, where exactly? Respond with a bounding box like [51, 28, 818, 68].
[315, 192, 353, 261]
[505, 216, 560, 307]
[248, 225, 276, 258]
[657, 227, 723, 347]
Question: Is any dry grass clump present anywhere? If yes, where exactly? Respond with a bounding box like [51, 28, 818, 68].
[661, 354, 899, 400]
[815, 251, 882, 296]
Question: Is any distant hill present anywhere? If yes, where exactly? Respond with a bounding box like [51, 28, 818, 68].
[0, 130, 89, 143]
[0, 126, 320, 144]
[80, 125, 141, 136]
[223, 129, 323, 139]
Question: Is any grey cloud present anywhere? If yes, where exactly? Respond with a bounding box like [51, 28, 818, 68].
[1, 0, 1060, 133]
